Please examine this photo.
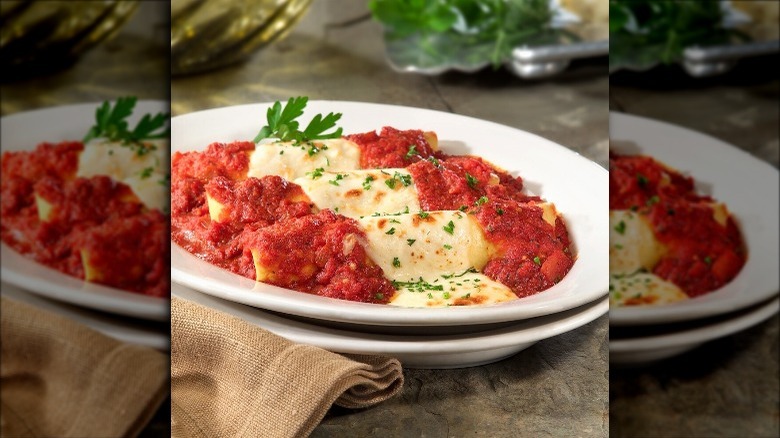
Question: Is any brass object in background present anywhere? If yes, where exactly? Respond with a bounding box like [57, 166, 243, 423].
[171, 0, 312, 76]
[0, 1, 139, 79]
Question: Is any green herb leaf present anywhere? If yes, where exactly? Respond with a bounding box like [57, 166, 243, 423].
[83, 97, 169, 154]
[465, 173, 478, 188]
[253, 96, 343, 143]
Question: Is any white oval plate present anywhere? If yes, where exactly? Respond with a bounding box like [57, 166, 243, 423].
[172, 282, 607, 369]
[1, 102, 170, 321]
[171, 101, 608, 327]
[2, 282, 169, 350]
[610, 112, 780, 326]
[610, 296, 779, 366]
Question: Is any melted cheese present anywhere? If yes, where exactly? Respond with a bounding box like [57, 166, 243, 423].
[358, 211, 492, 280]
[609, 210, 665, 276]
[248, 139, 361, 181]
[294, 169, 420, 218]
[610, 273, 687, 307]
[389, 272, 516, 307]
[357, 211, 515, 307]
[77, 139, 168, 212]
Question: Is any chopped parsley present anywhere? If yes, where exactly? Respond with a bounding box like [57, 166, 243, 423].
[392, 257, 401, 268]
[385, 178, 397, 189]
[405, 144, 418, 159]
[392, 277, 444, 292]
[385, 227, 396, 235]
[614, 220, 626, 235]
[418, 211, 429, 219]
[443, 220, 455, 235]
[443, 292, 451, 299]
[406, 239, 416, 246]
[646, 195, 660, 206]
[375, 292, 385, 300]
[533, 256, 541, 266]
[443, 244, 452, 250]
[442, 267, 477, 279]
[465, 173, 478, 188]
[362, 175, 375, 190]
[306, 167, 324, 179]
[306, 143, 321, 156]
[476, 196, 488, 206]
[139, 166, 154, 179]
[496, 208, 504, 216]
[396, 172, 413, 187]
[328, 174, 346, 186]
[637, 173, 649, 187]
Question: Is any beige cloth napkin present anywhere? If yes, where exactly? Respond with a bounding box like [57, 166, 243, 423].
[0, 296, 170, 438]
[171, 297, 404, 438]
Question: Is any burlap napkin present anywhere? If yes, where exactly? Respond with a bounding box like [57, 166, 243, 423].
[171, 297, 404, 438]
[0, 296, 170, 438]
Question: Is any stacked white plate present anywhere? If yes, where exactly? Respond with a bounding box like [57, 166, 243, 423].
[170, 101, 610, 369]
[0, 103, 171, 350]
[609, 113, 780, 366]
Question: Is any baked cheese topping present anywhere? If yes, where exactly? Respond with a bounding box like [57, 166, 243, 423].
[248, 138, 361, 181]
[294, 169, 420, 218]
[357, 211, 516, 307]
[609, 210, 665, 276]
[389, 272, 517, 307]
[610, 273, 688, 306]
[77, 139, 168, 212]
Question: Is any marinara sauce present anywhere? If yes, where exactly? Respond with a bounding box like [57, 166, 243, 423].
[610, 152, 746, 296]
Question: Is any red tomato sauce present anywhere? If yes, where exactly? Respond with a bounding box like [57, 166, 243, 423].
[609, 152, 746, 297]
[242, 210, 394, 303]
[474, 198, 574, 297]
[346, 126, 436, 168]
[1, 142, 169, 297]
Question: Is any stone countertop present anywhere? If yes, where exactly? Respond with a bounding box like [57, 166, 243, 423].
[168, 0, 609, 435]
[609, 60, 780, 438]
[172, 1, 609, 436]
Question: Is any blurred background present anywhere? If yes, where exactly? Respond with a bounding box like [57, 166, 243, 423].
[608, 1, 779, 437]
[1, 0, 168, 114]
[1, 2, 170, 437]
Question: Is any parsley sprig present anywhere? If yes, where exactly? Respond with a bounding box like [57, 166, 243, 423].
[253, 96, 343, 143]
[83, 97, 169, 155]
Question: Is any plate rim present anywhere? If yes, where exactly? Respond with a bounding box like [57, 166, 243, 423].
[171, 100, 608, 326]
[172, 282, 608, 356]
[610, 295, 779, 353]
